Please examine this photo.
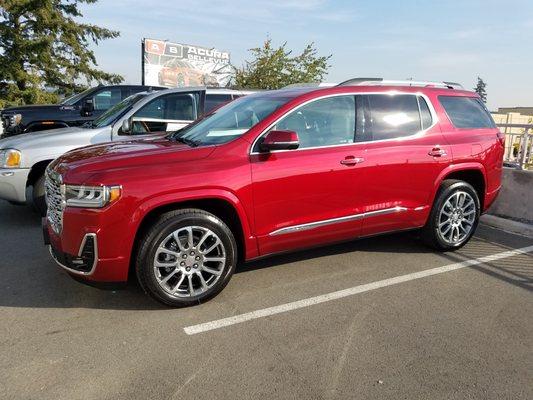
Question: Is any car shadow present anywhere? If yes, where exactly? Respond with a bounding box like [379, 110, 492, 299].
[1, 201, 530, 310]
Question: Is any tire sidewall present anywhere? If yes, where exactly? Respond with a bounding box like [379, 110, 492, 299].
[138, 212, 236, 307]
[431, 182, 480, 249]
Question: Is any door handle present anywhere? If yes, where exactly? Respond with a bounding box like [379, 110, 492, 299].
[428, 147, 447, 157]
[340, 156, 365, 166]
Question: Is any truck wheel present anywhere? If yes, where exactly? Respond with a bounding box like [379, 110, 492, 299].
[136, 209, 237, 307]
[31, 174, 47, 216]
[422, 180, 480, 251]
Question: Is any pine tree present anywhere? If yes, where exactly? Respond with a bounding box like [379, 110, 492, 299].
[474, 77, 487, 103]
[235, 39, 331, 90]
[0, 0, 123, 107]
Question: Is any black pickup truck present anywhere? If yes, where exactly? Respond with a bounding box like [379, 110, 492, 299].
[0, 84, 164, 137]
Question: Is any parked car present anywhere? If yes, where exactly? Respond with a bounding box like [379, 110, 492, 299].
[42, 79, 504, 307]
[0, 87, 250, 214]
[0, 85, 164, 137]
[158, 59, 217, 87]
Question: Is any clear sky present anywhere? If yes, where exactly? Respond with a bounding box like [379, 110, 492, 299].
[81, 0, 533, 111]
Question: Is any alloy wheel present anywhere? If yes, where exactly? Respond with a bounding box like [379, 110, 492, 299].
[437, 191, 476, 245]
[153, 226, 226, 298]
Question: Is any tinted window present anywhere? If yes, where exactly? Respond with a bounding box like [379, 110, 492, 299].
[205, 94, 233, 113]
[439, 96, 495, 128]
[273, 95, 356, 149]
[135, 93, 197, 121]
[365, 94, 421, 141]
[93, 88, 122, 111]
[418, 97, 433, 129]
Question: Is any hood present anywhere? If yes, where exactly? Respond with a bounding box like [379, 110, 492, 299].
[1, 104, 66, 114]
[51, 137, 216, 182]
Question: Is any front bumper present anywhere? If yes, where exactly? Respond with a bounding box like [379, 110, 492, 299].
[44, 205, 133, 283]
[0, 168, 30, 203]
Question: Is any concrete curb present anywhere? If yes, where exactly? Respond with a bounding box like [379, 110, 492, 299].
[480, 214, 533, 238]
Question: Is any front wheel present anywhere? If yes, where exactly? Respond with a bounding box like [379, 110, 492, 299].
[31, 174, 47, 216]
[136, 209, 237, 307]
[422, 180, 480, 251]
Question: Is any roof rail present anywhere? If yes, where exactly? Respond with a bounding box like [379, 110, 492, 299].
[282, 82, 337, 89]
[337, 78, 463, 90]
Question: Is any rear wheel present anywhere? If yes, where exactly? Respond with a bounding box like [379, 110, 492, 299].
[136, 209, 237, 307]
[422, 180, 480, 250]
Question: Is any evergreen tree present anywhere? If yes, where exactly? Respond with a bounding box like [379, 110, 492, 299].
[0, 0, 123, 107]
[474, 77, 487, 103]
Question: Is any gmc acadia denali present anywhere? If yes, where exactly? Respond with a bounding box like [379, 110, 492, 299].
[43, 79, 504, 307]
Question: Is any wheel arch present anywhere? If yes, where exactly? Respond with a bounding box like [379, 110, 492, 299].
[128, 191, 257, 281]
[24, 121, 69, 133]
[26, 159, 53, 188]
[433, 163, 487, 210]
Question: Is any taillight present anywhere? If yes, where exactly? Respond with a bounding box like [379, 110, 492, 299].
[496, 131, 505, 146]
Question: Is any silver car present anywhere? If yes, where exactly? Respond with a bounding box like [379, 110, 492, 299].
[0, 87, 251, 214]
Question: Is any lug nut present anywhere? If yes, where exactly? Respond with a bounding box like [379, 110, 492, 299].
[182, 254, 187, 259]
[190, 251, 195, 256]
[180, 262, 185, 266]
[186, 267, 191, 272]
[195, 256, 200, 260]
[193, 264, 198, 268]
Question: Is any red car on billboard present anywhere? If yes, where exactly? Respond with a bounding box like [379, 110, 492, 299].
[158, 58, 218, 87]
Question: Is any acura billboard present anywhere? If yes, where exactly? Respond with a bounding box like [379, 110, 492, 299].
[142, 38, 234, 88]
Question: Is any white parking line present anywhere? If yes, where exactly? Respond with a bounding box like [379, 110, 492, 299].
[184, 245, 533, 335]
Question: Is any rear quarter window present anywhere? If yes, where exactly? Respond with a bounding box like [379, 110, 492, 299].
[439, 96, 496, 129]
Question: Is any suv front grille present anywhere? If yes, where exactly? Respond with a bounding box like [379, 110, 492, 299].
[45, 169, 64, 234]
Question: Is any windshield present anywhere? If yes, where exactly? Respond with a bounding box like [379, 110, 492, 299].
[61, 88, 94, 106]
[89, 93, 148, 128]
[173, 95, 291, 145]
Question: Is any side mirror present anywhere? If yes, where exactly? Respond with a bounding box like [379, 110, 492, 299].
[81, 98, 94, 115]
[259, 130, 299, 152]
[121, 118, 132, 134]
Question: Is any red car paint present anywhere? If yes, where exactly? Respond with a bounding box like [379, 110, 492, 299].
[45, 85, 503, 283]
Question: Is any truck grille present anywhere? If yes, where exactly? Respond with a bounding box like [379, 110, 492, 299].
[45, 169, 64, 234]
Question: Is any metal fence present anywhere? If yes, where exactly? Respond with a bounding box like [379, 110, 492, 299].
[497, 123, 533, 170]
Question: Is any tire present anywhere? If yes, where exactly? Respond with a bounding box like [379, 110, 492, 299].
[31, 173, 47, 216]
[422, 179, 480, 251]
[136, 209, 237, 307]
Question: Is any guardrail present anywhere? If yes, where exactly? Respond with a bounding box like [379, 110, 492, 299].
[497, 123, 533, 170]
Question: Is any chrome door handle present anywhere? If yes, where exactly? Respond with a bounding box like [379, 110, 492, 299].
[340, 157, 364, 165]
[428, 147, 447, 157]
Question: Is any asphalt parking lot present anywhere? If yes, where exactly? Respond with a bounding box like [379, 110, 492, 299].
[0, 201, 532, 400]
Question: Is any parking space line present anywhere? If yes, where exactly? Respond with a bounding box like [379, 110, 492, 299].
[184, 245, 533, 335]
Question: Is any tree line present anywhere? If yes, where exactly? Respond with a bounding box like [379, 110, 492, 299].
[0, 0, 487, 107]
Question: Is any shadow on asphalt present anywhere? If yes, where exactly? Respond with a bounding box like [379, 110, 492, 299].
[0, 201, 531, 310]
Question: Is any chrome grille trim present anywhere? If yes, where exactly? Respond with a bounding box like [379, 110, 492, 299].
[45, 168, 65, 234]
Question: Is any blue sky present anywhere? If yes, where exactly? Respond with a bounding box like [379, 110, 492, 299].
[81, 0, 533, 110]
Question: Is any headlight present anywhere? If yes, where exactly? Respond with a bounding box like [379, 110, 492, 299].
[10, 114, 22, 126]
[64, 185, 121, 208]
[0, 149, 22, 168]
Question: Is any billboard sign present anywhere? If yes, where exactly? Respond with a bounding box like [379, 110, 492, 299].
[142, 39, 234, 88]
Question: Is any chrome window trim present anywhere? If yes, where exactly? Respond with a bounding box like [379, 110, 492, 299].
[49, 233, 98, 276]
[250, 91, 439, 155]
[269, 206, 408, 236]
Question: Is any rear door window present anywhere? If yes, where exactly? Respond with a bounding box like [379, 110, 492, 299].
[439, 96, 496, 128]
[365, 94, 422, 141]
[93, 87, 122, 111]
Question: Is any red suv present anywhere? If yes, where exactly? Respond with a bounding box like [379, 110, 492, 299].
[44, 79, 504, 307]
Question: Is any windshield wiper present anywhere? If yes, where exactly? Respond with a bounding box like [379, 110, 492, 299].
[174, 136, 200, 147]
